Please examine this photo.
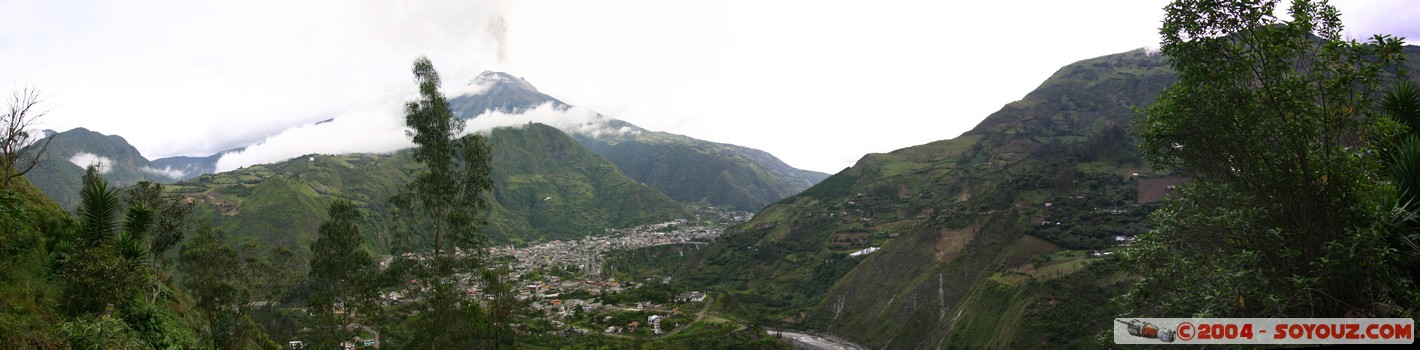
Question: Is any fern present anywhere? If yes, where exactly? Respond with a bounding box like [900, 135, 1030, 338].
[1394, 136, 1420, 211]
[1383, 79, 1420, 133]
[119, 202, 153, 262]
[77, 177, 120, 248]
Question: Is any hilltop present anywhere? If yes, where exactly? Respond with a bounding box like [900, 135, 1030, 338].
[450, 71, 829, 211]
[685, 44, 1420, 348]
[169, 123, 689, 256]
[22, 128, 180, 209]
[687, 48, 1179, 348]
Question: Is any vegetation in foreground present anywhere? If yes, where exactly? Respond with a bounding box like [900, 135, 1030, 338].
[684, 0, 1420, 348]
[1125, 0, 1419, 318]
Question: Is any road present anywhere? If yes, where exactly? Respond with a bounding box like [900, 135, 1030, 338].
[767, 330, 867, 350]
[658, 294, 713, 337]
[359, 324, 379, 348]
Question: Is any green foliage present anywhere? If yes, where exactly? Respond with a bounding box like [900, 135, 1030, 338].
[603, 244, 704, 284]
[1127, 0, 1411, 317]
[1025, 171, 1150, 249]
[402, 58, 492, 257]
[76, 167, 121, 248]
[59, 170, 153, 316]
[179, 224, 276, 349]
[309, 200, 373, 296]
[123, 181, 194, 267]
[687, 36, 1181, 349]
[388, 56, 515, 349]
[59, 246, 147, 316]
[399, 55, 490, 258]
[1393, 136, 1420, 211]
[59, 313, 146, 350]
[1383, 79, 1420, 134]
[120, 299, 200, 349]
[0, 179, 69, 349]
[1383, 80, 1420, 295]
[1009, 262, 1125, 349]
[307, 199, 375, 349]
[117, 202, 152, 262]
[4, 172, 206, 349]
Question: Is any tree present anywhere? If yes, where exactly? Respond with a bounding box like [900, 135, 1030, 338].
[308, 199, 375, 349]
[122, 182, 193, 271]
[58, 166, 152, 316]
[1, 88, 53, 190]
[401, 56, 493, 259]
[1124, 0, 1410, 317]
[179, 224, 268, 349]
[392, 56, 505, 349]
[121, 181, 194, 305]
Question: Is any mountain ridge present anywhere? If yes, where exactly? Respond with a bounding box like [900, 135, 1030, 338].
[685, 48, 1179, 348]
[170, 123, 690, 256]
[687, 45, 1420, 348]
[22, 127, 180, 209]
[449, 70, 829, 210]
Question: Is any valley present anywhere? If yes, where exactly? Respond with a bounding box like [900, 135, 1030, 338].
[347, 210, 754, 348]
[6, 2, 1420, 348]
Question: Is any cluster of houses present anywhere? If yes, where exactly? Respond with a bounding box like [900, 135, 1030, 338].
[352, 209, 747, 342]
[492, 218, 728, 279]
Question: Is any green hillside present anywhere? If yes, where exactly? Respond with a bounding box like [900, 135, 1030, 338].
[170, 123, 690, 257]
[573, 129, 828, 212]
[683, 49, 1179, 348]
[688, 44, 1420, 348]
[484, 123, 690, 236]
[2, 175, 209, 348]
[449, 71, 829, 211]
[23, 128, 177, 210]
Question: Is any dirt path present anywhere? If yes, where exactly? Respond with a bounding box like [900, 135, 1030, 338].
[592, 295, 716, 340]
[657, 295, 714, 337]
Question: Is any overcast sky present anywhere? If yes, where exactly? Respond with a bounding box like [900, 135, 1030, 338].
[3, 0, 1418, 173]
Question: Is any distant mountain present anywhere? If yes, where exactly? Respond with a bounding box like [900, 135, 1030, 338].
[173, 123, 690, 253]
[149, 147, 245, 181]
[449, 71, 829, 210]
[450, 71, 567, 118]
[22, 127, 180, 209]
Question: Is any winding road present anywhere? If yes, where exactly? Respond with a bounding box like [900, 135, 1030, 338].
[596, 295, 715, 340]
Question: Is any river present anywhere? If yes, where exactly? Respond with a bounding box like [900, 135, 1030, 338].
[767, 330, 867, 350]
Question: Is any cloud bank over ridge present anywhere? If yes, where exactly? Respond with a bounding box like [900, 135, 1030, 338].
[213, 89, 632, 172]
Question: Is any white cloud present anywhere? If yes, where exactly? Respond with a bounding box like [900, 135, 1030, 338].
[213, 97, 636, 172]
[214, 102, 415, 173]
[6, 0, 1416, 174]
[139, 166, 188, 180]
[25, 129, 48, 147]
[1333, 0, 1420, 43]
[67, 152, 113, 174]
[2, 0, 511, 160]
[1142, 45, 1162, 56]
[465, 103, 638, 138]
